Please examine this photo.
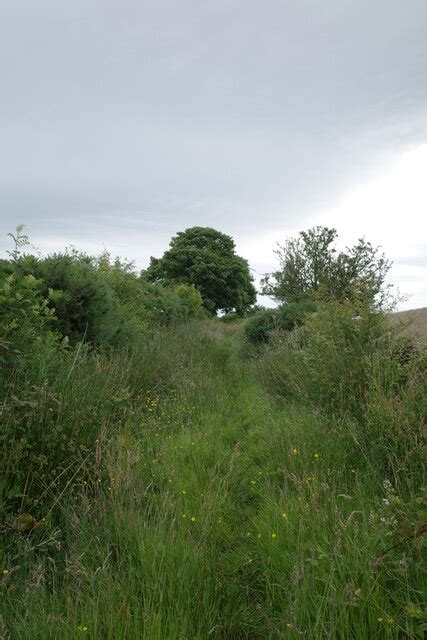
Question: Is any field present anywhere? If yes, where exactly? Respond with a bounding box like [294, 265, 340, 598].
[1, 312, 425, 639]
[391, 307, 427, 346]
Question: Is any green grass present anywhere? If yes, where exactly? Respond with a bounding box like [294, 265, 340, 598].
[1, 322, 425, 639]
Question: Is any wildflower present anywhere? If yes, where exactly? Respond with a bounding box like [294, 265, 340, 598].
[271, 533, 277, 539]
[286, 623, 294, 629]
[314, 453, 320, 460]
[351, 469, 356, 474]
[292, 448, 298, 455]
[182, 514, 187, 518]
[77, 626, 88, 632]
[182, 490, 186, 495]
[217, 517, 223, 524]
[257, 533, 261, 538]
[281, 513, 288, 519]
[382, 498, 390, 505]
[248, 558, 253, 564]
[2, 569, 9, 575]
[377, 618, 384, 623]
[251, 480, 256, 485]
[191, 516, 196, 522]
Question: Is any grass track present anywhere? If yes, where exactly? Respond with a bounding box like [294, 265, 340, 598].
[1, 324, 424, 639]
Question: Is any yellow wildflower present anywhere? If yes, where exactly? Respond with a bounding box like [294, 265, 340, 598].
[271, 533, 277, 539]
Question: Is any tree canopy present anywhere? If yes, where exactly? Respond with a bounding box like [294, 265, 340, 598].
[262, 226, 391, 307]
[144, 227, 256, 314]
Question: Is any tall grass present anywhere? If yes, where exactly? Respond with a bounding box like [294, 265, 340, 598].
[1, 315, 425, 638]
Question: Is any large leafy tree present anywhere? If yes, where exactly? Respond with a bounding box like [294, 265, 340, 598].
[144, 227, 256, 314]
[262, 226, 391, 307]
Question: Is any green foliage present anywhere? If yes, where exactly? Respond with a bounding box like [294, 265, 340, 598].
[244, 300, 317, 343]
[1, 328, 195, 517]
[16, 252, 129, 346]
[1, 320, 425, 639]
[174, 283, 204, 318]
[244, 308, 279, 343]
[220, 311, 240, 323]
[278, 299, 317, 330]
[98, 254, 193, 330]
[262, 226, 392, 307]
[255, 301, 426, 475]
[3, 249, 199, 349]
[1, 228, 424, 640]
[145, 226, 257, 314]
[0, 272, 60, 373]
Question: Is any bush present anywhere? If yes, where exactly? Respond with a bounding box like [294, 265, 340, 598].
[244, 308, 278, 343]
[15, 252, 129, 346]
[244, 301, 317, 343]
[255, 301, 426, 475]
[175, 284, 204, 318]
[220, 311, 240, 323]
[256, 303, 388, 411]
[277, 299, 317, 330]
[0, 271, 60, 375]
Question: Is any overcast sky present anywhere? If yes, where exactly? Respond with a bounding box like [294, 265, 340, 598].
[1, 1, 426, 308]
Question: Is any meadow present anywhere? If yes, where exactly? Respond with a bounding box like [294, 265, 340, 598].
[1, 246, 426, 639]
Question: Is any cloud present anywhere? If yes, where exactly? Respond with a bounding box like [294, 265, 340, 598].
[0, 1, 426, 309]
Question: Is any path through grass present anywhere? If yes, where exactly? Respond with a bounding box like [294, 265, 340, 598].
[1, 324, 424, 638]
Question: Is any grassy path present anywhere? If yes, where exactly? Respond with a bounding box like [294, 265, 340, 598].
[3, 325, 424, 638]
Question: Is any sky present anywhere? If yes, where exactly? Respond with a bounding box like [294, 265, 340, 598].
[1, 0, 426, 309]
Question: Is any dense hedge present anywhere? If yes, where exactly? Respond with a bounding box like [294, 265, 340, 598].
[0, 251, 204, 352]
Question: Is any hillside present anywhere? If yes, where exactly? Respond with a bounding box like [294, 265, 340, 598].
[391, 307, 427, 345]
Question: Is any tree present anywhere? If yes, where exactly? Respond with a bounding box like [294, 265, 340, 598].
[262, 226, 391, 307]
[144, 227, 256, 314]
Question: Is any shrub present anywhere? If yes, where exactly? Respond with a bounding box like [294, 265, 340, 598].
[0, 272, 60, 374]
[256, 303, 388, 411]
[175, 284, 204, 318]
[244, 301, 316, 343]
[16, 252, 128, 346]
[99, 255, 202, 329]
[244, 308, 279, 343]
[277, 299, 317, 330]
[255, 301, 426, 475]
[220, 311, 240, 323]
